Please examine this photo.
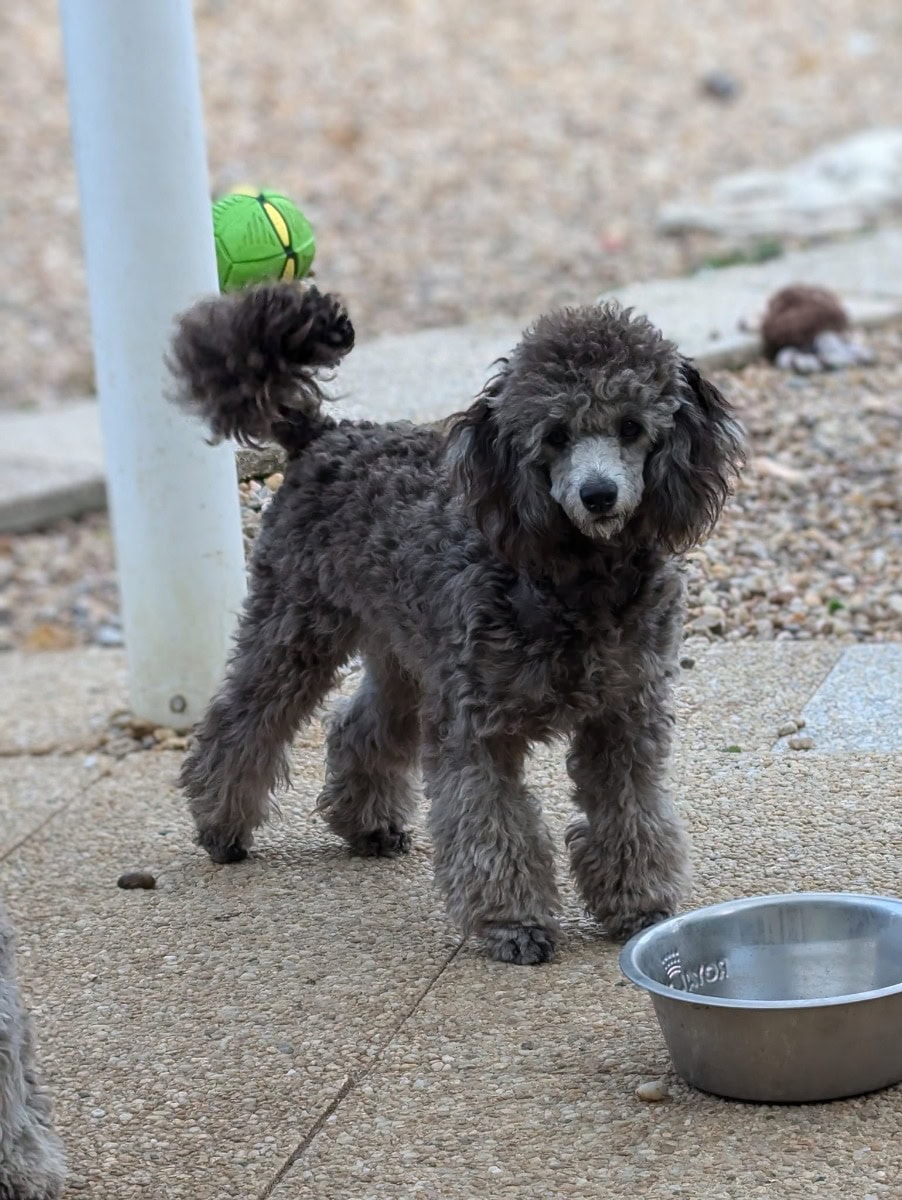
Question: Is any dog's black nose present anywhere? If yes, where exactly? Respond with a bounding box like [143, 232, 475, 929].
[579, 478, 619, 514]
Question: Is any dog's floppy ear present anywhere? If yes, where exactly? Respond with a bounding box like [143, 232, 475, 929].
[640, 359, 745, 552]
[446, 361, 549, 565]
[447, 364, 517, 551]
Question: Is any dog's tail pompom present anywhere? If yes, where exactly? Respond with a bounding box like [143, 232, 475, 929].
[168, 282, 354, 448]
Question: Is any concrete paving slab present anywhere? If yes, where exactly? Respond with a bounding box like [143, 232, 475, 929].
[678, 751, 901, 901]
[324, 319, 523, 425]
[793, 644, 902, 753]
[523, 745, 900, 910]
[0, 646, 898, 1198]
[1, 750, 454, 1200]
[272, 750, 902, 1200]
[673, 641, 842, 754]
[0, 400, 106, 532]
[0, 648, 127, 754]
[0, 755, 107, 858]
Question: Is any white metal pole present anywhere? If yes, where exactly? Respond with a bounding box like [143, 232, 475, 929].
[59, 0, 246, 728]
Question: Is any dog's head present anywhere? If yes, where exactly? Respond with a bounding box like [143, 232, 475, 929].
[447, 303, 744, 569]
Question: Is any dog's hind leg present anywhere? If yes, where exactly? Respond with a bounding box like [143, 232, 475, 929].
[180, 582, 356, 864]
[424, 726, 561, 965]
[564, 704, 690, 941]
[316, 655, 421, 857]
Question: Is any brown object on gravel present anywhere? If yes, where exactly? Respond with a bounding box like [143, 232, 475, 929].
[761, 285, 849, 358]
[116, 871, 157, 890]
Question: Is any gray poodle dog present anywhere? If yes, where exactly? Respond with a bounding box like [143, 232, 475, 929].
[0, 901, 65, 1200]
[169, 282, 743, 965]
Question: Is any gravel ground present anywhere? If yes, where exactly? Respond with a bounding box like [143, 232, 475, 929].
[2, 1, 902, 409]
[1, 323, 899, 653]
[685, 327, 902, 643]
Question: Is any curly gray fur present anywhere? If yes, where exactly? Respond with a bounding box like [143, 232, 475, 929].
[168, 282, 353, 448]
[169, 282, 744, 964]
[0, 902, 65, 1200]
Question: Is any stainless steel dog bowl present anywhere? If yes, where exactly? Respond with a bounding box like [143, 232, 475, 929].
[620, 892, 902, 1103]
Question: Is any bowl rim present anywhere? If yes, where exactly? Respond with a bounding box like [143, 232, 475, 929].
[619, 891, 902, 1010]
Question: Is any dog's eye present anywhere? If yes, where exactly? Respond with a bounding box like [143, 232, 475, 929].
[619, 419, 644, 443]
[544, 425, 569, 449]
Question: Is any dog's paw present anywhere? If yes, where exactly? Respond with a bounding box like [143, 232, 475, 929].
[197, 830, 249, 864]
[602, 908, 672, 942]
[351, 828, 412, 858]
[484, 923, 557, 966]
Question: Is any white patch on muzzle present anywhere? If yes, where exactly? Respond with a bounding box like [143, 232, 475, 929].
[549, 436, 646, 538]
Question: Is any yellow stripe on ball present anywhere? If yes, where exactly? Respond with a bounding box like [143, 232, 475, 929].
[262, 201, 291, 247]
[281, 255, 296, 280]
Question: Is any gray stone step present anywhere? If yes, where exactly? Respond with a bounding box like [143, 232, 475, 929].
[0, 400, 106, 533]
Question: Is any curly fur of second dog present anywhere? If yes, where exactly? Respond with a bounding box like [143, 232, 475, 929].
[169, 282, 744, 966]
[0, 901, 65, 1200]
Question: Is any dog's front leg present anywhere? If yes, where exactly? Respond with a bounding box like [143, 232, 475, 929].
[564, 705, 690, 941]
[423, 728, 561, 965]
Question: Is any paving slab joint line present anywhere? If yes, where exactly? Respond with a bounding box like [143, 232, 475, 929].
[766, 645, 850, 753]
[0, 742, 98, 759]
[0, 762, 115, 864]
[257, 942, 463, 1199]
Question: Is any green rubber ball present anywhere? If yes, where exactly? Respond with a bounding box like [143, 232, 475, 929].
[212, 189, 316, 291]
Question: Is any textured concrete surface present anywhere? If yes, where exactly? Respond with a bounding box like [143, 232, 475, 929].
[0, 648, 126, 753]
[3, 753, 454, 1200]
[795, 644, 902, 753]
[674, 642, 842, 754]
[273, 752, 902, 1200]
[5, 227, 902, 529]
[0, 755, 107, 858]
[1, 645, 900, 1199]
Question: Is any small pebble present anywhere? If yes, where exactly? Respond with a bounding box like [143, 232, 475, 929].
[117, 871, 157, 890]
[788, 735, 814, 751]
[777, 720, 799, 737]
[128, 718, 157, 739]
[95, 623, 124, 647]
[104, 735, 139, 760]
[159, 735, 189, 751]
[700, 70, 740, 100]
[636, 1079, 669, 1102]
[679, 656, 695, 670]
[264, 472, 284, 492]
